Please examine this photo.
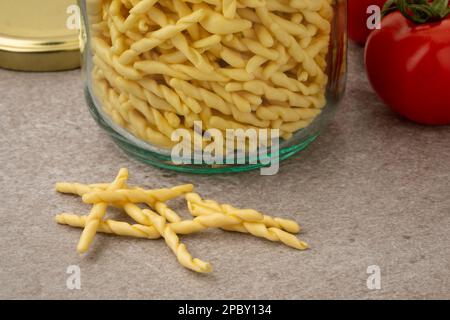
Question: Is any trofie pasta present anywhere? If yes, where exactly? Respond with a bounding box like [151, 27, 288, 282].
[76, 168, 129, 253]
[81, 184, 194, 204]
[186, 193, 307, 250]
[186, 192, 301, 233]
[87, 0, 333, 150]
[142, 208, 213, 273]
[56, 213, 162, 239]
[55, 168, 309, 272]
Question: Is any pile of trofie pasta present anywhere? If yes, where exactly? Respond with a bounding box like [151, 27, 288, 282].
[88, 0, 333, 148]
[55, 168, 308, 273]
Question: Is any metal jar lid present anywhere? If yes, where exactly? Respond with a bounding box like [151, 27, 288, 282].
[0, 0, 81, 71]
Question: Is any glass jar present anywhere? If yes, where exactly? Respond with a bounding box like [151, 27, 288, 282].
[80, 0, 347, 174]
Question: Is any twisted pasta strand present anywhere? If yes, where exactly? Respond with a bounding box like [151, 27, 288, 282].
[189, 202, 307, 250]
[154, 201, 183, 223]
[56, 213, 160, 239]
[121, 0, 159, 32]
[143, 209, 213, 273]
[186, 193, 300, 233]
[82, 184, 194, 205]
[222, 0, 237, 19]
[77, 168, 129, 253]
[186, 194, 307, 249]
[124, 201, 285, 240]
[57, 209, 212, 273]
[55, 183, 100, 197]
[57, 209, 289, 243]
[221, 223, 308, 250]
[122, 202, 246, 235]
[119, 9, 206, 64]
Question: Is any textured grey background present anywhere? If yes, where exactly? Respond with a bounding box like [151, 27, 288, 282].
[0, 45, 449, 299]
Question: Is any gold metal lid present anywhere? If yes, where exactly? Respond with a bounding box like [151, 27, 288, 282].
[0, 0, 81, 71]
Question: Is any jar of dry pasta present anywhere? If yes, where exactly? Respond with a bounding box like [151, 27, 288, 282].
[80, 0, 347, 173]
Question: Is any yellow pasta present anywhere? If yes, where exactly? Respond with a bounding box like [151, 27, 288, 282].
[55, 169, 310, 272]
[185, 193, 307, 250]
[56, 213, 161, 239]
[81, 184, 194, 205]
[77, 168, 128, 253]
[56, 182, 103, 196]
[119, 9, 206, 64]
[88, 0, 332, 150]
[185, 193, 300, 233]
[143, 209, 213, 273]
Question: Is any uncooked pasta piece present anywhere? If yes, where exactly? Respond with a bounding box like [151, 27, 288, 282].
[77, 168, 128, 253]
[185, 193, 305, 249]
[55, 169, 310, 272]
[185, 193, 300, 234]
[56, 213, 161, 239]
[87, 0, 332, 149]
[55, 182, 102, 196]
[82, 184, 194, 205]
[143, 209, 212, 273]
[154, 201, 182, 223]
[186, 196, 307, 250]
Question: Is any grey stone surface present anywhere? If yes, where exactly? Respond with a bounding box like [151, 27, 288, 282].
[0, 45, 449, 300]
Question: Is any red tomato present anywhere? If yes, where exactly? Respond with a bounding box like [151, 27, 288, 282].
[348, 0, 387, 45]
[365, 12, 450, 125]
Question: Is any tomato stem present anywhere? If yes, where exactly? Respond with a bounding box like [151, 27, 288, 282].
[382, 0, 450, 23]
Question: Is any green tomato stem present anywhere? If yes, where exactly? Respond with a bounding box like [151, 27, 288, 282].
[382, 0, 450, 23]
